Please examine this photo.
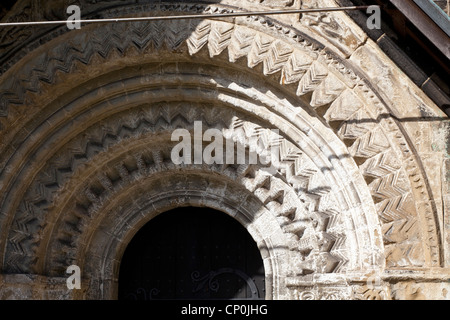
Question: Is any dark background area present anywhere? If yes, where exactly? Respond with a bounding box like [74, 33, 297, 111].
[0, 0, 16, 20]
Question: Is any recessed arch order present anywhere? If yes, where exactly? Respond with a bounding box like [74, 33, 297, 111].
[0, 1, 445, 300]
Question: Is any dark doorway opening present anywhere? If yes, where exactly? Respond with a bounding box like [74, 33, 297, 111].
[118, 206, 265, 300]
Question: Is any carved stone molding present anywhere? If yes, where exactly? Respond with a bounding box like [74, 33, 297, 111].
[0, 0, 448, 299]
[0, 7, 437, 266]
[287, 273, 390, 300]
[8, 104, 344, 274]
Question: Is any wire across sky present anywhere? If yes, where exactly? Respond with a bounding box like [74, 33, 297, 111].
[0, 6, 373, 27]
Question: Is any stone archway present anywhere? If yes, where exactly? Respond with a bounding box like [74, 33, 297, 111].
[0, 1, 448, 300]
[118, 206, 266, 300]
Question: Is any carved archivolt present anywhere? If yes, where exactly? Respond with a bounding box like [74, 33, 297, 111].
[0, 1, 445, 299]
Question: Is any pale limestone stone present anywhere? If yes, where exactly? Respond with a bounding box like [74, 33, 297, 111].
[0, 0, 448, 300]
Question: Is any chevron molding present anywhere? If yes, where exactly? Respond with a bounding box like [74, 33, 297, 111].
[0, 0, 446, 300]
[4, 102, 347, 278]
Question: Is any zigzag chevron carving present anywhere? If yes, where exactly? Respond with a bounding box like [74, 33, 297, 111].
[322, 77, 428, 266]
[296, 61, 329, 96]
[263, 41, 294, 75]
[0, 4, 439, 271]
[0, 19, 329, 119]
[228, 26, 255, 63]
[358, 149, 424, 266]
[6, 104, 346, 275]
[186, 20, 211, 55]
[207, 21, 235, 57]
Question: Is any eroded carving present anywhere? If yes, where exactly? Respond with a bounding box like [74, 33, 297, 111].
[0, 0, 447, 300]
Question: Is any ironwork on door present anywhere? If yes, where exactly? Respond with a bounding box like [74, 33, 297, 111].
[118, 207, 265, 300]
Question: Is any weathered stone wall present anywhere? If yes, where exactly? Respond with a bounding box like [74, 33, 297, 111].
[0, 0, 448, 300]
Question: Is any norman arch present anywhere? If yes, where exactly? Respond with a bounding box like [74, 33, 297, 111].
[0, 0, 448, 300]
[117, 206, 266, 300]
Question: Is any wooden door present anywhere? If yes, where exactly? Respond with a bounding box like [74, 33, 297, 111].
[118, 207, 265, 300]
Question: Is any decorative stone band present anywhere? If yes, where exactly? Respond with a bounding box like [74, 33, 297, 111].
[286, 269, 450, 300]
[0, 0, 445, 289]
[0, 9, 436, 267]
[0, 66, 383, 278]
[1, 269, 448, 300]
[0, 273, 86, 300]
